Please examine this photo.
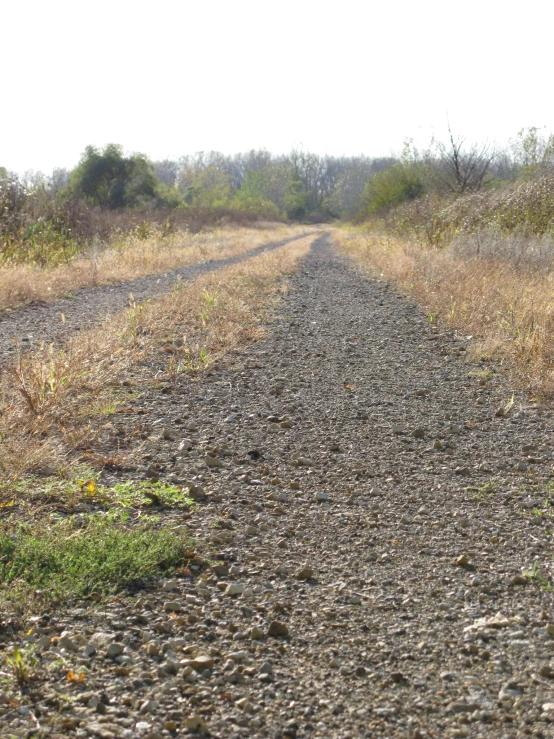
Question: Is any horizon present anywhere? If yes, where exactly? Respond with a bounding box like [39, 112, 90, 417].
[4, 0, 554, 175]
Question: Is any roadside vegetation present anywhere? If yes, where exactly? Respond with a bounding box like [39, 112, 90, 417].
[0, 144, 390, 269]
[0, 142, 386, 309]
[0, 223, 306, 310]
[339, 126, 554, 399]
[0, 234, 315, 610]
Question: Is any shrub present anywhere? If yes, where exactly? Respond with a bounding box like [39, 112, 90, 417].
[381, 175, 554, 244]
[359, 163, 425, 217]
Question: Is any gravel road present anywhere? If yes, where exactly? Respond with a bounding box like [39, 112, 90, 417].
[0, 233, 311, 362]
[4, 233, 554, 738]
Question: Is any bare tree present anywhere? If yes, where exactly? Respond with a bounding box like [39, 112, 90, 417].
[154, 160, 179, 187]
[432, 126, 496, 194]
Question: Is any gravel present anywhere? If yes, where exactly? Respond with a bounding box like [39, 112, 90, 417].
[3, 233, 554, 738]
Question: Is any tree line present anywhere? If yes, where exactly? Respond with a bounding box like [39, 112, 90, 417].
[2, 127, 554, 263]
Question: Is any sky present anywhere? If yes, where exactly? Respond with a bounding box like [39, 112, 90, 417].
[3, 0, 554, 174]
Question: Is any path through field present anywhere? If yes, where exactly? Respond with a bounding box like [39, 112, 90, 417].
[4, 234, 554, 739]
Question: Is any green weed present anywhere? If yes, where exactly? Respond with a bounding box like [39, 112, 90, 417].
[524, 562, 554, 591]
[471, 480, 498, 502]
[0, 513, 194, 605]
[2, 475, 193, 511]
[110, 480, 193, 508]
[6, 646, 34, 686]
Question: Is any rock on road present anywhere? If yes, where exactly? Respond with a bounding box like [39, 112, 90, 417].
[8, 233, 554, 739]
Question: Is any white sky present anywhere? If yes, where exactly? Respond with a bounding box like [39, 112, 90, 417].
[3, 0, 554, 174]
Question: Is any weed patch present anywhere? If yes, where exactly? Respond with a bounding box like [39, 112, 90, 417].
[0, 514, 194, 606]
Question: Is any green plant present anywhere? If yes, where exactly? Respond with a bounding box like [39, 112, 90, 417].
[0, 514, 194, 605]
[200, 289, 218, 326]
[524, 562, 553, 590]
[6, 647, 33, 686]
[109, 480, 193, 508]
[471, 480, 497, 502]
[360, 162, 425, 216]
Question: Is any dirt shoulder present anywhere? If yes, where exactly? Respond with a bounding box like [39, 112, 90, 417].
[2, 234, 554, 738]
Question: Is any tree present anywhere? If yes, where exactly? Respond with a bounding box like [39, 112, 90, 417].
[511, 127, 554, 178]
[179, 164, 231, 206]
[360, 162, 425, 215]
[431, 127, 496, 194]
[70, 144, 157, 208]
[154, 159, 179, 187]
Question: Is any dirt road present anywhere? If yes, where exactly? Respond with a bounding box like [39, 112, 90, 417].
[4, 234, 554, 738]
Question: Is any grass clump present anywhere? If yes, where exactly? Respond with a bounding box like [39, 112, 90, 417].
[1, 476, 193, 510]
[0, 514, 194, 605]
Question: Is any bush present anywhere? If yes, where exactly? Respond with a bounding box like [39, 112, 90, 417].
[359, 163, 425, 217]
[385, 175, 554, 244]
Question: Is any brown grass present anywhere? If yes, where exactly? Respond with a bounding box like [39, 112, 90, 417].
[335, 227, 554, 399]
[0, 223, 308, 311]
[0, 233, 316, 489]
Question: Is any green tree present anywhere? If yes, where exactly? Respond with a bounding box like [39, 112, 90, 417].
[360, 162, 424, 215]
[70, 144, 157, 208]
[511, 127, 554, 179]
[179, 165, 231, 207]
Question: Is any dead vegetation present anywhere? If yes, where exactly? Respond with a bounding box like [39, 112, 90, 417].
[0, 234, 316, 491]
[0, 223, 307, 311]
[336, 228, 554, 399]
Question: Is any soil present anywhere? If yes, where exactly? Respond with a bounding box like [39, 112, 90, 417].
[0, 233, 311, 361]
[3, 234, 554, 739]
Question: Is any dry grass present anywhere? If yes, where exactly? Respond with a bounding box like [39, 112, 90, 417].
[335, 227, 554, 399]
[383, 174, 554, 244]
[0, 223, 308, 311]
[0, 233, 316, 489]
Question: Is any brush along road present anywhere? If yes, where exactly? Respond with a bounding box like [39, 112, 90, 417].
[4, 233, 554, 738]
[0, 232, 313, 361]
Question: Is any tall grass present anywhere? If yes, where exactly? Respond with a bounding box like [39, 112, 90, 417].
[383, 175, 554, 245]
[336, 228, 554, 399]
[0, 223, 307, 310]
